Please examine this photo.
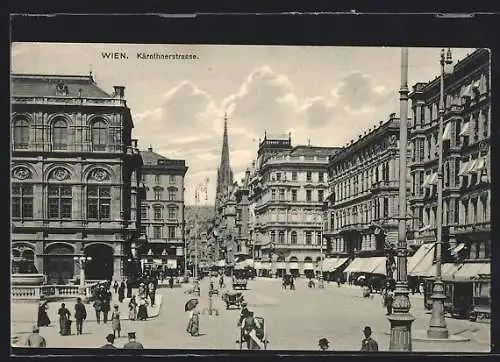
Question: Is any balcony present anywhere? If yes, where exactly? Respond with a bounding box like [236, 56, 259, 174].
[370, 180, 399, 191]
[450, 222, 490, 235]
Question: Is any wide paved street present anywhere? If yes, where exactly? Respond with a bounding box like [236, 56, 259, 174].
[12, 277, 490, 352]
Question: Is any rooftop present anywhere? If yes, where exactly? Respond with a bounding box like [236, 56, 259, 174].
[11, 73, 112, 98]
[141, 147, 187, 169]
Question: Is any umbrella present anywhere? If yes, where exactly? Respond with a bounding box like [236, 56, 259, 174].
[185, 298, 199, 312]
[357, 275, 366, 281]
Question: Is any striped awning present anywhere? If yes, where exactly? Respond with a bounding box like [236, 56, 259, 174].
[422, 263, 461, 280]
[317, 258, 348, 272]
[303, 262, 314, 270]
[344, 257, 386, 274]
[289, 262, 299, 270]
[408, 243, 435, 276]
[459, 121, 470, 136]
[454, 263, 490, 280]
[458, 160, 471, 176]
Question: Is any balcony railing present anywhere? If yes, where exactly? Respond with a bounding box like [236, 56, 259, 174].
[11, 282, 102, 301]
[449, 222, 490, 234]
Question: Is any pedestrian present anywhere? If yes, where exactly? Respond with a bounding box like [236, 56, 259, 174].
[128, 295, 138, 320]
[25, 325, 46, 348]
[318, 337, 330, 351]
[337, 277, 341, 287]
[241, 311, 261, 350]
[238, 302, 250, 326]
[419, 282, 424, 294]
[113, 280, 119, 294]
[93, 298, 102, 324]
[74, 297, 87, 335]
[101, 333, 116, 349]
[137, 297, 148, 321]
[102, 293, 111, 324]
[149, 283, 156, 306]
[360, 326, 378, 352]
[111, 304, 121, 338]
[186, 305, 200, 337]
[118, 282, 125, 303]
[169, 276, 174, 288]
[57, 303, 71, 335]
[385, 288, 394, 315]
[123, 332, 144, 349]
[37, 296, 51, 327]
[126, 278, 133, 299]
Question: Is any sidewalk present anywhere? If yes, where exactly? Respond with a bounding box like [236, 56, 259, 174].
[11, 290, 163, 336]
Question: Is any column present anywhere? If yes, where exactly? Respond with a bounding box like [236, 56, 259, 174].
[35, 233, 44, 275]
[113, 242, 123, 280]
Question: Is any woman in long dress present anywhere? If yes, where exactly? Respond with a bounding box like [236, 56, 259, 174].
[186, 307, 200, 336]
[57, 303, 71, 335]
[111, 305, 121, 338]
[128, 296, 137, 321]
[118, 282, 125, 303]
[37, 297, 51, 327]
[137, 298, 148, 321]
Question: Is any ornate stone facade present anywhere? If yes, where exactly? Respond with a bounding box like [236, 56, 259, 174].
[11, 74, 143, 283]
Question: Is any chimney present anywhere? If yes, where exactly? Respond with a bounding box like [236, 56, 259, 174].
[389, 112, 396, 120]
[113, 86, 125, 98]
[148, 145, 153, 152]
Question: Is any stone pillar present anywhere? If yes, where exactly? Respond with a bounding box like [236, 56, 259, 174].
[35, 232, 44, 275]
[113, 242, 123, 280]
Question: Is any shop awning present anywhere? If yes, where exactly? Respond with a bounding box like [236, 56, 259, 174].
[408, 243, 435, 276]
[422, 174, 431, 188]
[454, 263, 490, 280]
[459, 121, 470, 137]
[260, 262, 271, 270]
[289, 262, 299, 270]
[422, 262, 461, 280]
[317, 258, 348, 272]
[478, 264, 490, 276]
[442, 122, 452, 141]
[344, 257, 386, 274]
[275, 262, 286, 269]
[466, 159, 478, 174]
[254, 261, 262, 269]
[428, 173, 438, 185]
[372, 260, 387, 275]
[458, 160, 471, 176]
[451, 243, 466, 255]
[303, 262, 314, 270]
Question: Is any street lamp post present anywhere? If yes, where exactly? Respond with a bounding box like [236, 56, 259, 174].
[73, 256, 92, 291]
[387, 47, 415, 352]
[427, 48, 452, 339]
[319, 201, 328, 289]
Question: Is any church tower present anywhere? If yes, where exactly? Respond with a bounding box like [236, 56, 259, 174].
[215, 113, 234, 201]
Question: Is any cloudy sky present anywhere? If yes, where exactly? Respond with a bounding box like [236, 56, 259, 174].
[11, 43, 476, 205]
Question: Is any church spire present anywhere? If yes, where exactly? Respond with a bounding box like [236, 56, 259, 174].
[216, 113, 233, 200]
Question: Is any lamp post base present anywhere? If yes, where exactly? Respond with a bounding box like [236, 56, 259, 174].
[427, 279, 449, 339]
[318, 275, 325, 289]
[387, 288, 415, 352]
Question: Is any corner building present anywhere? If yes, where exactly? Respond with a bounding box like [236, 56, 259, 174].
[407, 49, 491, 288]
[11, 74, 143, 283]
[249, 133, 341, 278]
[139, 147, 188, 276]
[325, 114, 405, 282]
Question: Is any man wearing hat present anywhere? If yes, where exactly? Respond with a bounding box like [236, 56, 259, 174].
[318, 338, 330, 351]
[360, 326, 378, 352]
[25, 325, 46, 348]
[123, 332, 144, 349]
[238, 302, 250, 326]
[101, 334, 116, 349]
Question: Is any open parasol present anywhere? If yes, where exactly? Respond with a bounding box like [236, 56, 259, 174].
[357, 275, 366, 281]
[185, 298, 199, 312]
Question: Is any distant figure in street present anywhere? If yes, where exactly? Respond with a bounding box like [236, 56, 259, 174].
[238, 302, 250, 326]
[219, 275, 225, 289]
[93, 298, 102, 324]
[360, 326, 378, 352]
[57, 303, 71, 336]
[101, 333, 116, 349]
[149, 282, 156, 306]
[74, 297, 87, 335]
[318, 337, 330, 351]
[126, 279, 133, 299]
[241, 311, 261, 350]
[137, 298, 148, 321]
[118, 282, 126, 303]
[383, 287, 394, 315]
[128, 296, 138, 320]
[169, 276, 174, 288]
[37, 296, 50, 327]
[25, 325, 46, 348]
[111, 304, 121, 338]
[123, 332, 144, 349]
[113, 280, 119, 294]
[102, 292, 111, 324]
[419, 282, 424, 294]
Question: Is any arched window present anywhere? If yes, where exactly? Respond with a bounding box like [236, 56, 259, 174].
[92, 120, 107, 151]
[278, 230, 285, 243]
[13, 118, 30, 149]
[52, 119, 68, 150]
[270, 231, 276, 243]
[291, 231, 297, 244]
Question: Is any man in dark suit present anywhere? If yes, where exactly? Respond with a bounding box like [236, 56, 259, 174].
[74, 297, 87, 335]
[101, 334, 116, 349]
[123, 332, 144, 349]
[360, 326, 379, 352]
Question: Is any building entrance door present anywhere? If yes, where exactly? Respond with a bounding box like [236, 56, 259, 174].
[85, 244, 114, 281]
[44, 244, 74, 285]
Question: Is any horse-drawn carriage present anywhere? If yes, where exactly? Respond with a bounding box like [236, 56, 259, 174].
[238, 316, 269, 350]
[222, 291, 244, 309]
[232, 269, 249, 290]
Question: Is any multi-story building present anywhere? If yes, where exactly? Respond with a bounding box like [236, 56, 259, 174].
[249, 133, 341, 278]
[139, 147, 188, 276]
[407, 49, 491, 285]
[11, 73, 143, 283]
[326, 114, 405, 282]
